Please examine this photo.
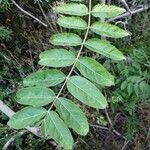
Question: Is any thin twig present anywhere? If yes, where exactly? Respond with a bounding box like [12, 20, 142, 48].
[3, 130, 28, 150]
[0, 100, 41, 137]
[10, 0, 48, 27]
[121, 140, 129, 150]
[120, 0, 132, 14]
[90, 123, 127, 140]
[37, 0, 55, 31]
[105, 108, 113, 128]
[107, 6, 149, 22]
[47, 0, 92, 111]
[90, 124, 108, 130]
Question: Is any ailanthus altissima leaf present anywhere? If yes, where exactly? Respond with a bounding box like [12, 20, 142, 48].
[76, 57, 114, 86]
[8, 107, 46, 129]
[57, 16, 87, 30]
[67, 76, 108, 109]
[85, 38, 126, 60]
[39, 49, 75, 67]
[50, 33, 82, 46]
[16, 87, 55, 107]
[92, 4, 126, 18]
[55, 3, 88, 16]
[91, 22, 130, 38]
[23, 70, 66, 87]
[55, 98, 89, 135]
[41, 111, 73, 150]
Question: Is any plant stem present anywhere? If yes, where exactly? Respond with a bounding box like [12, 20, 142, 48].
[10, 0, 48, 27]
[37, 0, 55, 32]
[48, 0, 92, 112]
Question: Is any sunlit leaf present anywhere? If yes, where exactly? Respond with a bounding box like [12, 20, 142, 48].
[41, 111, 73, 149]
[92, 4, 126, 19]
[57, 16, 87, 30]
[39, 49, 75, 67]
[16, 87, 55, 107]
[55, 98, 89, 135]
[50, 33, 82, 46]
[76, 57, 114, 86]
[67, 76, 108, 109]
[85, 38, 126, 60]
[91, 22, 130, 38]
[55, 3, 88, 16]
[8, 107, 46, 129]
[23, 69, 66, 87]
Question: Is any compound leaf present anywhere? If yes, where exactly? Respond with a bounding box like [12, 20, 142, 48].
[55, 3, 88, 16]
[92, 4, 126, 19]
[76, 57, 114, 86]
[50, 33, 82, 46]
[91, 22, 130, 38]
[16, 87, 55, 107]
[55, 98, 89, 135]
[39, 49, 75, 67]
[8, 107, 46, 129]
[23, 69, 66, 87]
[67, 76, 108, 109]
[85, 38, 126, 61]
[41, 111, 73, 150]
[57, 16, 87, 30]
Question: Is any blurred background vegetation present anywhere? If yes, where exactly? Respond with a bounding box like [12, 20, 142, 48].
[0, 0, 150, 149]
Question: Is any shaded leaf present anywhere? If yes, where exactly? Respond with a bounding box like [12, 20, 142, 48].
[55, 3, 88, 16]
[50, 33, 82, 46]
[85, 38, 126, 60]
[134, 83, 139, 96]
[23, 69, 66, 87]
[39, 49, 75, 67]
[139, 81, 146, 92]
[76, 57, 114, 86]
[91, 22, 130, 38]
[57, 16, 87, 30]
[92, 4, 126, 18]
[16, 87, 55, 107]
[55, 98, 89, 135]
[41, 111, 73, 150]
[8, 107, 46, 129]
[121, 81, 127, 90]
[127, 83, 133, 96]
[67, 76, 108, 109]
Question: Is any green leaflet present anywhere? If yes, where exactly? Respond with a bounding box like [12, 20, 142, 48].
[50, 32, 82, 46]
[76, 57, 114, 86]
[8, 107, 46, 129]
[91, 22, 130, 38]
[67, 76, 108, 109]
[23, 69, 66, 87]
[55, 3, 88, 16]
[121, 81, 128, 90]
[127, 83, 134, 96]
[55, 98, 89, 135]
[85, 38, 126, 61]
[92, 4, 126, 19]
[39, 49, 75, 67]
[57, 16, 87, 30]
[16, 87, 55, 107]
[41, 111, 73, 150]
